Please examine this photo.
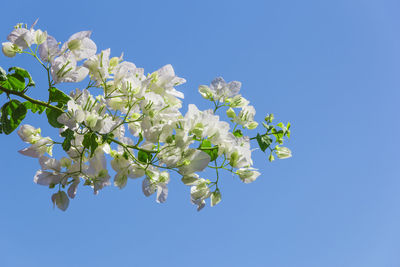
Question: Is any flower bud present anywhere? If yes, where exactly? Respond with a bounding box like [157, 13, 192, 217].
[198, 85, 213, 100]
[210, 191, 221, 207]
[275, 146, 292, 159]
[268, 154, 275, 162]
[34, 30, 47, 45]
[226, 107, 236, 118]
[2, 42, 17, 57]
[230, 95, 249, 108]
[246, 121, 258, 130]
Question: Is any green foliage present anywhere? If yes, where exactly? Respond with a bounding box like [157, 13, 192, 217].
[199, 139, 218, 161]
[0, 67, 35, 93]
[256, 133, 272, 152]
[60, 129, 75, 151]
[83, 132, 99, 157]
[233, 129, 243, 138]
[0, 100, 27, 135]
[138, 150, 152, 163]
[45, 87, 71, 128]
[46, 108, 64, 128]
[8, 67, 35, 87]
[23, 102, 46, 114]
[48, 87, 71, 106]
[256, 114, 291, 159]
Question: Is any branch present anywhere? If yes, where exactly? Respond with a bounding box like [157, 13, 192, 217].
[108, 137, 158, 154]
[0, 86, 64, 113]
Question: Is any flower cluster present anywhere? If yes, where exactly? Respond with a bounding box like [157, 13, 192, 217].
[1, 21, 292, 211]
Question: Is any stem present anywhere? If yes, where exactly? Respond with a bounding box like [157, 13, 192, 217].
[108, 137, 157, 154]
[0, 86, 64, 113]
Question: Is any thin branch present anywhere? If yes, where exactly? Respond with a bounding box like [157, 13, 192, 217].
[0, 86, 64, 113]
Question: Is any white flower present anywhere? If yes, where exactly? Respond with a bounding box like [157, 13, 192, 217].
[233, 105, 257, 128]
[221, 135, 253, 168]
[39, 156, 61, 172]
[182, 104, 230, 143]
[84, 48, 111, 85]
[178, 149, 211, 175]
[199, 77, 241, 102]
[112, 61, 145, 93]
[145, 64, 185, 108]
[39, 35, 60, 62]
[210, 191, 222, 207]
[51, 191, 69, 211]
[57, 100, 85, 130]
[111, 152, 145, 186]
[61, 31, 97, 61]
[142, 169, 170, 203]
[67, 179, 80, 199]
[190, 178, 211, 211]
[181, 173, 201, 186]
[33, 29, 47, 45]
[86, 148, 111, 194]
[275, 146, 292, 159]
[51, 53, 89, 83]
[7, 27, 34, 49]
[17, 124, 41, 144]
[227, 94, 249, 108]
[237, 168, 261, 183]
[19, 137, 53, 158]
[2, 42, 19, 57]
[34, 170, 63, 186]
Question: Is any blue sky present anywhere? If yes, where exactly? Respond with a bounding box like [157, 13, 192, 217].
[1, 0, 400, 266]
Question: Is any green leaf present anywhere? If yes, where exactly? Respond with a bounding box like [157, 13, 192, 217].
[233, 129, 243, 138]
[46, 108, 64, 128]
[286, 122, 291, 138]
[1, 100, 27, 135]
[199, 139, 218, 161]
[60, 129, 75, 151]
[48, 87, 71, 106]
[256, 133, 272, 152]
[83, 132, 98, 157]
[23, 102, 46, 114]
[271, 128, 284, 142]
[7, 73, 25, 92]
[138, 150, 151, 163]
[8, 67, 35, 87]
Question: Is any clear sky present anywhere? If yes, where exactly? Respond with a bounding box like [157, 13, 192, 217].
[1, 0, 399, 266]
